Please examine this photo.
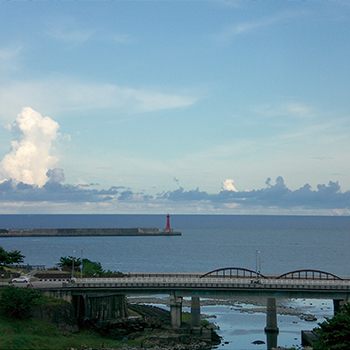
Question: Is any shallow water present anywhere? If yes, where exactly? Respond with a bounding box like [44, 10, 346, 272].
[142, 297, 333, 350]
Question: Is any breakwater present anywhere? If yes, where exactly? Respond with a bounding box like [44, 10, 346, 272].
[0, 228, 181, 237]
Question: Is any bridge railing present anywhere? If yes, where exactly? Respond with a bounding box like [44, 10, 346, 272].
[71, 276, 350, 287]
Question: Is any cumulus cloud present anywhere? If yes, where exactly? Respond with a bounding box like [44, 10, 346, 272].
[0, 107, 59, 186]
[221, 179, 238, 192]
[46, 168, 65, 183]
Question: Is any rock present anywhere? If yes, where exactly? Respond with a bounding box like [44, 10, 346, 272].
[300, 314, 317, 322]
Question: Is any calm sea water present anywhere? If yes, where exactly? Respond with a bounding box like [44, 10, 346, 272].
[0, 214, 349, 349]
[0, 214, 349, 276]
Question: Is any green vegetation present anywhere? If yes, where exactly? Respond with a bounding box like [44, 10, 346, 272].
[0, 287, 140, 349]
[57, 256, 123, 277]
[0, 314, 139, 350]
[181, 311, 211, 327]
[0, 246, 24, 266]
[312, 302, 350, 350]
[80, 258, 103, 276]
[0, 286, 42, 319]
[56, 256, 81, 271]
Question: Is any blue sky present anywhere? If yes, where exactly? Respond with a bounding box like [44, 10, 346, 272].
[0, 0, 350, 215]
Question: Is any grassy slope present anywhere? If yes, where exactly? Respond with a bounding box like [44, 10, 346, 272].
[0, 315, 141, 350]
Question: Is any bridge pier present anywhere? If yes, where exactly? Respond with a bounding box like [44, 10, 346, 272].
[265, 298, 279, 333]
[333, 298, 349, 315]
[191, 296, 201, 333]
[170, 294, 183, 328]
[72, 293, 127, 323]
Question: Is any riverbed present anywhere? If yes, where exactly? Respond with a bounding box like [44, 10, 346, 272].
[130, 296, 333, 350]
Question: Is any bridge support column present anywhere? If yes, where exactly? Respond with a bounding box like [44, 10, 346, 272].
[265, 298, 279, 333]
[333, 299, 346, 315]
[191, 296, 201, 333]
[170, 294, 183, 328]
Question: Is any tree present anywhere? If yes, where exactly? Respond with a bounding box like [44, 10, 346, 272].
[312, 302, 350, 350]
[57, 256, 81, 271]
[0, 246, 10, 265]
[81, 258, 103, 276]
[0, 286, 42, 319]
[7, 250, 25, 265]
[0, 246, 24, 266]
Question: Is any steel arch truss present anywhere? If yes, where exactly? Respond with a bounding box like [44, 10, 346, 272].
[200, 267, 267, 279]
[276, 269, 343, 280]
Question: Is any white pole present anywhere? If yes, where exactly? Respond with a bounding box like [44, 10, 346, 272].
[72, 250, 75, 279]
[80, 248, 83, 279]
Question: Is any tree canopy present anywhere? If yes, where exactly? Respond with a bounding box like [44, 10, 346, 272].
[0, 246, 24, 266]
[313, 302, 350, 350]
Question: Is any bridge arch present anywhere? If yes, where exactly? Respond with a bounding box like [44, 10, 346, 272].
[200, 267, 267, 279]
[277, 269, 343, 280]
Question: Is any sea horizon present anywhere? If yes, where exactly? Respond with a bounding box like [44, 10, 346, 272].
[1, 213, 350, 230]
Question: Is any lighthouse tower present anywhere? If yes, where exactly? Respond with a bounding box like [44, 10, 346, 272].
[163, 213, 173, 232]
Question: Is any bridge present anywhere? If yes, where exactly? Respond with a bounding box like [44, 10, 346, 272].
[38, 267, 350, 337]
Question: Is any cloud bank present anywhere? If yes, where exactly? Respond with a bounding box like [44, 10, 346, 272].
[0, 108, 349, 214]
[160, 177, 350, 211]
[0, 174, 349, 214]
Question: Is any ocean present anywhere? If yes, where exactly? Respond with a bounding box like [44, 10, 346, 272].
[0, 214, 349, 349]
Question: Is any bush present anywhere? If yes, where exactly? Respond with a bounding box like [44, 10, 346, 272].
[0, 286, 42, 319]
[313, 302, 350, 350]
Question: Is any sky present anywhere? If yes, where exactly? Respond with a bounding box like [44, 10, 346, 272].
[0, 0, 350, 215]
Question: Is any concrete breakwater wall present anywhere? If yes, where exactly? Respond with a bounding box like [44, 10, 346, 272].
[0, 228, 181, 237]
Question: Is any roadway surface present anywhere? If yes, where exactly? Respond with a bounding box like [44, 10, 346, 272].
[3, 275, 350, 299]
[62, 276, 350, 299]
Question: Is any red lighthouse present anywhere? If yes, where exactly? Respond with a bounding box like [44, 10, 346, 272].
[164, 213, 173, 232]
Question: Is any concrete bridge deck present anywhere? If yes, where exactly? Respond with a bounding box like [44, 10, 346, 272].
[62, 275, 350, 300]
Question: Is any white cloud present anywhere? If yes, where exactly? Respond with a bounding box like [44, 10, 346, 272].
[45, 16, 94, 44]
[212, 10, 303, 42]
[45, 16, 131, 45]
[0, 107, 59, 187]
[254, 102, 316, 119]
[0, 78, 198, 122]
[221, 179, 238, 192]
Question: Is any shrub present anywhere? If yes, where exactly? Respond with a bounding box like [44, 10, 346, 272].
[0, 286, 42, 319]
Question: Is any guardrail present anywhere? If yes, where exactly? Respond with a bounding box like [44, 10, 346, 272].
[64, 276, 350, 291]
